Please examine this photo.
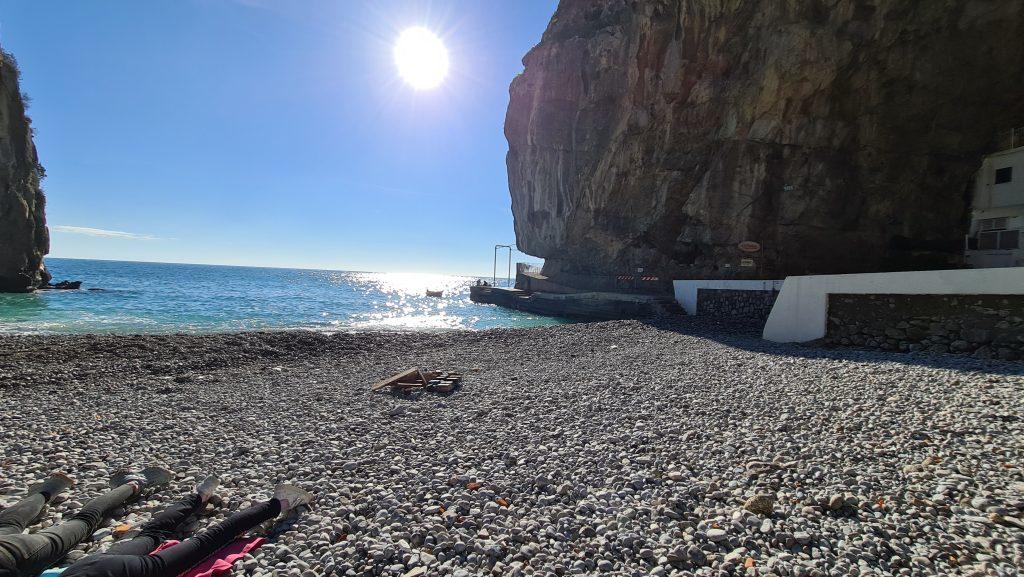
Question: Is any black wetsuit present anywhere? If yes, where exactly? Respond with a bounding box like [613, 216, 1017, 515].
[0, 484, 136, 577]
[61, 498, 280, 577]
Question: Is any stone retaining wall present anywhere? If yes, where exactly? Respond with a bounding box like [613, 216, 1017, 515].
[825, 294, 1024, 360]
[696, 288, 779, 320]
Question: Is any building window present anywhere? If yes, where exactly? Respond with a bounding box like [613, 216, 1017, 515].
[978, 217, 1008, 231]
[978, 229, 1020, 250]
[999, 229, 1020, 250]
[995, 167, 1012, 184]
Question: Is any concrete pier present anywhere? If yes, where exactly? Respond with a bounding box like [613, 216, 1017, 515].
[469, 285, 680, 319]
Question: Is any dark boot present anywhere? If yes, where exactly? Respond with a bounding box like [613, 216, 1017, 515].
[109, 465, 174, 494]
[27, 472, 75, 502]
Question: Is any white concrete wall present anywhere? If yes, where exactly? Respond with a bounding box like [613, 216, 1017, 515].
[762, 267, 1024, 343]
[673, 279, 783, 315]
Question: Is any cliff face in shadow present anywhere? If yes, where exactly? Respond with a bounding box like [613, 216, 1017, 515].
[0, 49, 49, 292]
[506, 0, 1024, 284]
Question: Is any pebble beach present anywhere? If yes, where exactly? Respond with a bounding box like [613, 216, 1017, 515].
[1, 319, 1022, 577]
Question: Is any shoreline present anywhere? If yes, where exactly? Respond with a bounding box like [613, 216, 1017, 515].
[1, 315, 1021, 369]
[0, 322, 567, 338]
[1, 320, 1022, 576]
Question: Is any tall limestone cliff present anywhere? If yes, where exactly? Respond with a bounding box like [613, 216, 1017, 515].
[506, 0, 1024, 284]
[0, 49, 49, 292]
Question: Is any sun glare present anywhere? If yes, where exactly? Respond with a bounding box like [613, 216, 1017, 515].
[394, 27, 449, 90]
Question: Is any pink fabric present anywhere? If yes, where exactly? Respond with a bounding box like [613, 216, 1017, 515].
[149, 537, 266, 577]
[149, 540, 180, 555]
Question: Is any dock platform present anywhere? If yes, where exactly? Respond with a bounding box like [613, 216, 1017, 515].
[469, 285, 681, 320]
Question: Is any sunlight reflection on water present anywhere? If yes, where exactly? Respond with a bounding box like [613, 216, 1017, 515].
[345, 271, 495, 330]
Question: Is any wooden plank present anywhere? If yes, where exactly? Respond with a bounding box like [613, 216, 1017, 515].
[371, 368, 421, 392]
[394, 382, 425, 390]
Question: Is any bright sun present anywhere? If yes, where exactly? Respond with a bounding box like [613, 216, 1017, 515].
[394, 27, 449, 90]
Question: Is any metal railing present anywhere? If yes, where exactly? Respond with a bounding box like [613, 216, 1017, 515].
[997, 127, 1024, 151]
[492, 245, 512, 287]
[517, 262, 542, 276]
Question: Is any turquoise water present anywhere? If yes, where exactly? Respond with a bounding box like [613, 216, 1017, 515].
[0, 258, 565, 334]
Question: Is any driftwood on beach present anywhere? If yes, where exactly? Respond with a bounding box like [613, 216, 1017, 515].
[371, 367, 462, 393]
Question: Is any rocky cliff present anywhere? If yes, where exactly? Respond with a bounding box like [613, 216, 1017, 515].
[506, 0, 1024, 285]
[0, 49, 49, 292]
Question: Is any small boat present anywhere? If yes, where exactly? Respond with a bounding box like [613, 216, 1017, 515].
[425, 290, 443, 298]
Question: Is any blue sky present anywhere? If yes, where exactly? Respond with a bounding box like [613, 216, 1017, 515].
[0, 0, 556, 276]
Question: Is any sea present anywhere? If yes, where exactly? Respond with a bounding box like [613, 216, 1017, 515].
[0, 258, 566, 334]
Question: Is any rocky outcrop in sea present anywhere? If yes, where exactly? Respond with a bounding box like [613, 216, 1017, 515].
[0, 47, 49, 292]
[505, 1, 1024, 284]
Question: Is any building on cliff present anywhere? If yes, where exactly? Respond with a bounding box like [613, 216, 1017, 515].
[505, 0, 1024, 292]
[964, 129, 1024, 268]
[0, 48, 49, 292]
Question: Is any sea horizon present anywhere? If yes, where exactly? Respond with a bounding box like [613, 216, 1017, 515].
[44, 255, 502, 282]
